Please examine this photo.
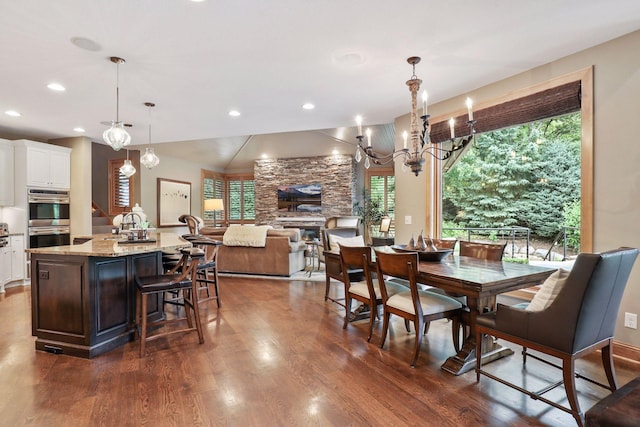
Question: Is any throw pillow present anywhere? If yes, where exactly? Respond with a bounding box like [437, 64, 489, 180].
[329, 234, 365, 251]
[526, 268, 570, 312]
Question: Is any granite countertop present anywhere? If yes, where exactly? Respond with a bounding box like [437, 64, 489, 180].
[27, 232, 190, 257]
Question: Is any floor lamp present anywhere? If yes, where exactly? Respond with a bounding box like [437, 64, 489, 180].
[204, 198, 224, 228]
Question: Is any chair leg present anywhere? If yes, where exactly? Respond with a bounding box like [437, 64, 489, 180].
[140, 293, 148, 358]
[563, 357, 584, 427]
[380, 311, 391, 349]
[601, 341, 619, 391]
[423, 321, 431, 335]
[411, 317, 424, 368]
[366, 301, 376, 342]
[343, 295, 351, 330]
[475, 329, 483, 382]
[404, 319, 411, 333]
[188, 285, 205, 344]
[324, 277, 331, 302]
[213, 268, 221, 308]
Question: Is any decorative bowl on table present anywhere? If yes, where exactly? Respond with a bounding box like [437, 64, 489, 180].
[390, 244, 453, 262]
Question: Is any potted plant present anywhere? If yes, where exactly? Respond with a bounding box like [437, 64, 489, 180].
[354, 189, 387, 244]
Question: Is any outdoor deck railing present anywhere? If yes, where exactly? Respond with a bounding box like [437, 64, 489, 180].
[442, 226, 531, 259]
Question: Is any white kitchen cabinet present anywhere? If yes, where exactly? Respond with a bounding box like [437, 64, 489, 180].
[14, 140, 71, 190]
[0, 139, 14, 206]
[10, 235, 24, 282]
[0, 246, 10, 293]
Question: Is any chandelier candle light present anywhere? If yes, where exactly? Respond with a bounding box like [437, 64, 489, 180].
[103, 56, 131, 151]
[140, 102, 160, 169]
[354, 56, 477, 176]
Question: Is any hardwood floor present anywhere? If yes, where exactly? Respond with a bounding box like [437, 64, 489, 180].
[0, 278, 638, 426]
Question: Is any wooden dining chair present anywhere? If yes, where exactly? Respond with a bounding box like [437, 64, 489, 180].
[459, 240, 507, 261]
[475, 247, 639, 426]
[431, 238, 458, 251]
[339, 245, 406, 342]
[374, 250, 464, 367]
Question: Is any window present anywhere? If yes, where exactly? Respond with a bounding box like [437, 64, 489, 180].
[202, 170, 225, 223]
[108, 158, 134, 215]
[201, 170, 255, 225]
[367, 169, 395, 219]
[228, 176, 255, 223]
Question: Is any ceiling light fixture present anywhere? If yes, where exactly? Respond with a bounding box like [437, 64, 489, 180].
[4, 110, 21, 117]
[73, 127, 85, 133]
[229, 110, 241, 117]
[302, 103, 315, 110]
[354, 56, 477, 176]
[119, 149, 136, 178]
[140, 102, 160, 169]
[103, 56, 131, 151]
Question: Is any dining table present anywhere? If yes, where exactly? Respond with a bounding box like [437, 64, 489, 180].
[324, 247, 557, 375]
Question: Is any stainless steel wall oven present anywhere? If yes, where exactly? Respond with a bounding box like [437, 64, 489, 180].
[27, 188, 71, 248]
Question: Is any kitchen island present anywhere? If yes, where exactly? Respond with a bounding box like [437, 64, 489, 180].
[27, 232, 190, 358]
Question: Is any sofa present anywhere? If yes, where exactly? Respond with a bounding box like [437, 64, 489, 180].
[200, 226, 306, 276]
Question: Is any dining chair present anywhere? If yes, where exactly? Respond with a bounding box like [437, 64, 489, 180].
[322, 225, 363, 307]
[459, 240, 506, 261]
[431, 238, 458, 251]
[374, 250, 464, 367]
[135, 247, 206, 357]
[339, 245, 406, 342]
[475, 247, 639, 426]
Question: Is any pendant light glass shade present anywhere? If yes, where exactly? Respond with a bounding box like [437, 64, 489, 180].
[140, 102, 160, 169]
[103, 121, 131, 151]
[120, 159, 136, 178]
[103, 57, 131, 151]
[141, 147, 160, 169]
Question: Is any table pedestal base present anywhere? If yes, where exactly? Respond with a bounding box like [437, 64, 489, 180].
[441, 334, 514, 376]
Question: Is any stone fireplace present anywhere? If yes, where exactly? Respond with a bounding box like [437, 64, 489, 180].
[254, 155, 356, 227]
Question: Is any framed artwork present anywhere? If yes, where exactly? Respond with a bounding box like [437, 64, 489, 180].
[379, 217, 392, 233]
[157, 178, 191, 227]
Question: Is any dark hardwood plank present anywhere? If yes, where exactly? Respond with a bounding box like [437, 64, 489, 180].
[0, 279, 639, 426]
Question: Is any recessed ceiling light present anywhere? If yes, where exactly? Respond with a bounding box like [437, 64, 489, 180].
[5, 110, 21, 117]
[229, 110, 241, 117]
[70, 37, 102, 52]
[73, 127, 85, 133]
[332, 149, 339, 155]
[302, 103, 315, 110]
[47, 83, 66, 91]
[261, 154, 268, 159]
[190, 0, 206, 2]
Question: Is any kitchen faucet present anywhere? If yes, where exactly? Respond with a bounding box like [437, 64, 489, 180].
[121, 212, 143, 230]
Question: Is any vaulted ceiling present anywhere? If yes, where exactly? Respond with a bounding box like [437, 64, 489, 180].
[1, 1, 639, 171]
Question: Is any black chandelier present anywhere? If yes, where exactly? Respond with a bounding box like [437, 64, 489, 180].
[355, 56, 477, 176]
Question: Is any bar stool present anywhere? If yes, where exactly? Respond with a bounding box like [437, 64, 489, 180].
[181, 234, 222, 307]
[135, 247, 205, 357]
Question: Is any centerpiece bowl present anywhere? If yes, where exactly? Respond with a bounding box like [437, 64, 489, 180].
[391, 244, 453, 262]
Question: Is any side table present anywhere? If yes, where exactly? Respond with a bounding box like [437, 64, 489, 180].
[304, 240, 320, 276]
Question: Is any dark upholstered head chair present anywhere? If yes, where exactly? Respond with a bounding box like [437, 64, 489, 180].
[475, 247, 639, 426]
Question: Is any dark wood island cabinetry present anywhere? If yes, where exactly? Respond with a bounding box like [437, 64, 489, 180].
[28, 233, 190, 358]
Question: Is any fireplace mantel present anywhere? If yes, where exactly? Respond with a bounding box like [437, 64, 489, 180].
[276, 217, 326, 223]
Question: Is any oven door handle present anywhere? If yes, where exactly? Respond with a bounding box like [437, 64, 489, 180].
[29, 227, 70, 236]
[28, 197, 70, 204]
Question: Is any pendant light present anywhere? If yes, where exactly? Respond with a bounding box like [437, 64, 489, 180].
[140, 102, 160, 169]
[103, 56, 131, 151]
[120, 149, 136, 178]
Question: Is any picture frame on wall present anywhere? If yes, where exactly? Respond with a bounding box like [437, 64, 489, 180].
[158, 178, 191, 227]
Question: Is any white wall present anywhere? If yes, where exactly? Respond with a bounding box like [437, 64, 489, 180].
[394, 29, 640, 346]
[138, 154, 217, 235]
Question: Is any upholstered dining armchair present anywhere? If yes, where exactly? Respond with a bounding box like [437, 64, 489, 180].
[475, 247, 639, 427]
[459, 240, 506, 261]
